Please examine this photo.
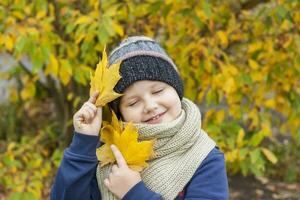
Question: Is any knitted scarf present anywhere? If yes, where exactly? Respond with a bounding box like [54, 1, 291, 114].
[96, 98, 216, 200]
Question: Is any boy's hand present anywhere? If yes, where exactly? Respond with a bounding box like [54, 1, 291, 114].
[104, 145, 142, 199]
[73, 91, 102, 136]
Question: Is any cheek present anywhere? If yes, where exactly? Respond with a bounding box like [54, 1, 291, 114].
[169, 99, 181, 114]
[164, 94, 181, 116]
[120, 107, 142, 123]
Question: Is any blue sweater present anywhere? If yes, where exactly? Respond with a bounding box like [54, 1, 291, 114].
[51, 132, 228, 200]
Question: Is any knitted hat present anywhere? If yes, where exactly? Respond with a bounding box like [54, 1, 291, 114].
[108, 36, 184, 98]
[108, 36, 184, 118]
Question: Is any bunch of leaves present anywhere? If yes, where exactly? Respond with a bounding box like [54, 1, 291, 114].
[0, 0, 126, 140]
[0, 133, 63, 200]
[97, 111, 155, 172]
[265, 137, 300, 183]
[89, 46, 122, 107]
[205, 114, 278, 176]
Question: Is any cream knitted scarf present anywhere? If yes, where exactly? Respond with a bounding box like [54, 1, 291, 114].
[96, 98, 216, 200]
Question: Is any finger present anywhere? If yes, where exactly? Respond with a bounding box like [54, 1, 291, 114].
[111, 145, 127, 168]
[88, 91, 100, 104]
[73, 114, 83, 128]
[74, 111, 85, 122]
[84, 103, 97, 118]
[80, 110, 92, 122]
[84, 102, 97, 111]
[85, 107, 96, 119]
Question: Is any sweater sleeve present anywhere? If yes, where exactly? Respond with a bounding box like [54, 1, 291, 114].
[50, 132, 101, 200]
[122, 181, 163, 200]
[184, 147, 229, 200]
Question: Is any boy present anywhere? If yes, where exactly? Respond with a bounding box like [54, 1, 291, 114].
[51, 36, 228, 199]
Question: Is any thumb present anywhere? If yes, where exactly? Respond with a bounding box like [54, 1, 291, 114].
[89, 91, 100, 104]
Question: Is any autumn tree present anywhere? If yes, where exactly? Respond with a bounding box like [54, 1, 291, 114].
[0, 0, 299, 190]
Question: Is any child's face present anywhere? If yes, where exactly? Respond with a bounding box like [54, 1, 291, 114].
[119, 80, 182, 124]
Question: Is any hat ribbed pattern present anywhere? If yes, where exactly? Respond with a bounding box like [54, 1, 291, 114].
[114, 55, 183, 99]
[108, 36, 177, 70]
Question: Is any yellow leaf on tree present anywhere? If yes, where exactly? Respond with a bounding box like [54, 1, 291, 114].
[5, 35, 14, 51]
[96, 111, 155, 172]
[261, 147, 277, 164]
[236, 129, 245, 148]
[215, 110, 225, 124]
[36, 11, 47, 19]
[223, 77, 236, 94]
[112, 21, 124, 37]
[21, 81, 36, 100]
[217, 31, 228, 48]
[247, 42, 263, 54]
[248, 59, 259, 70]
[90, 46, 123, 107]
[45, 54, 59, 77]
[59, 59, 72, 86]
[75, 16, 92, 25]
[264, 99, 276, 109]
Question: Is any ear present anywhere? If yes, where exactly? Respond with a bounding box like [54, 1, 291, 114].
[108, 97, 123, 120]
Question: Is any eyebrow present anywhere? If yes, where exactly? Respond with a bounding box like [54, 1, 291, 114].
[122, 82, 165, 102]
[124, 95, 137, 101]
[121, 94, 138, 104]
[150, 82, 164, 88]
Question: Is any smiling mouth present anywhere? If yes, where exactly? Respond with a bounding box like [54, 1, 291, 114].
[145, 111, 167, 124]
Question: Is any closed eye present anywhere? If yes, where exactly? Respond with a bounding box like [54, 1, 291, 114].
[128, 101, 138, 106]
[152, 89, 164, 94]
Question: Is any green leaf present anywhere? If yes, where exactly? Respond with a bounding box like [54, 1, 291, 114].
[249, 132, 265, 147]
[74, 65, 90, 85]
[15, 35, 27, 53]
[32, 53, 44, 73]
[180, 8, 192, 16]
[202, 1, 212, 18]
[276, 5, 287, 19]
[227, 137, 236, 149]
[240, 160, 249, 176]
[206, 123, 221, 134]
[65, 23, 76, 34]
[241, 74, 252, 85]
[248, 148, 265, 176]
[284, 166, 298, 183]
[162, 3, 172, 18]
[23, 192, 37, 200]
[206, 89, 218, 106]
[148, 0, 163, 14]
[249, 148, 261, 164]
[239, 148, 249, 160]
[3, 155, 13, 166]
[97, 23, 109, 45]
[193, 16, 204, 29]
[9, 192, 22, 200]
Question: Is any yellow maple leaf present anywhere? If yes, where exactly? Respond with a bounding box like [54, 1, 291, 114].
[96, 111, 155, 172]
[90, 46, 123, 107]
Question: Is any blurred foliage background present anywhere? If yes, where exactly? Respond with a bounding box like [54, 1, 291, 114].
[0, 0, 299, 199]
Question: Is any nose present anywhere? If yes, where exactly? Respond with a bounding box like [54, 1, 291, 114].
[143, 98, 158, 113]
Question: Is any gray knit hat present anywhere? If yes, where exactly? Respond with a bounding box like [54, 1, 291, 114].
[108, 36, 184, 98]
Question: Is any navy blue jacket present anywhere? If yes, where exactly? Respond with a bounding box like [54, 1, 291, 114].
[51, 132, 228, 200]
